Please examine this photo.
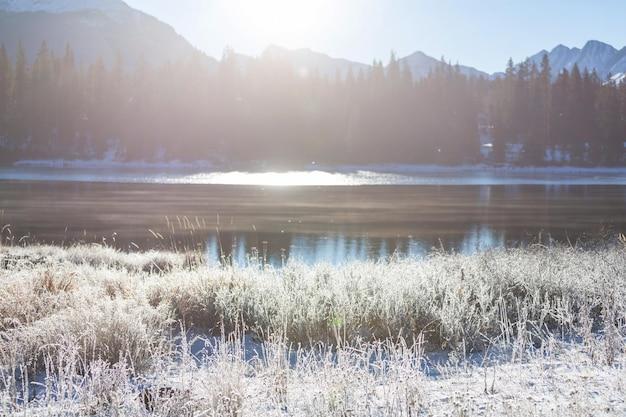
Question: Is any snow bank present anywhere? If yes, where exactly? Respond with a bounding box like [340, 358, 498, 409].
[333, 163, 626, 175]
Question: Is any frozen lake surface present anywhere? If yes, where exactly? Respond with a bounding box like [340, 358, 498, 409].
[1, 163, 626, 185]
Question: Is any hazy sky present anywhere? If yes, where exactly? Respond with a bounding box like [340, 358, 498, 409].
[125, 0, 626, 73]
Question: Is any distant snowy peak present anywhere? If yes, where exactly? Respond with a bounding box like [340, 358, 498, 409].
[261, 45, 370, 78]
[0, 0, 129, 14]
[577, 40, 618, 73]
[399, 51, 438, 78]
[399, 51, 488, 79]
[528, 40, 626, 80]
[245, 45, 489, 81]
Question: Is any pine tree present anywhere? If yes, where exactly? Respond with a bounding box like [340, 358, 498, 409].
[31, 41, 54, 151]
[581, 69, 600, 164]
[550, 69, 569, 160]
[621, 81, 626, 164]
[526, 54, 551, 164]
[10, 42, 29, 145]
[513, 59, 531, 163]
[387, 51, 401, 89]
[595, 79, 622, 165]
[491, 58, 516, 163]
[57, 43, 78, 152]
[567, 64, 586, 162]
[0, 44, 11, 136]
[370, 59, 385, 89]
[539, 55, 551, 153]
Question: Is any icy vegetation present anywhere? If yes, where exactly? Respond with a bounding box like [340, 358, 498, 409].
[0, 244, 625, 416]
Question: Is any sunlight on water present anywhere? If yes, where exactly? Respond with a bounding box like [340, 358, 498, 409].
[174, 170, 406, 186]
[1, 166, 625, 185]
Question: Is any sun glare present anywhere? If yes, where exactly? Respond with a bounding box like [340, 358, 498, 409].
[228, 0, 335, 46]
[181, 171, 359, 186]
[171, 171, 405, 186]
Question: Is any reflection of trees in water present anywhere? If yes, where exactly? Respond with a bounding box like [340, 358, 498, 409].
[4, 182, 624, 260]
[202, 219, 616, 266]
[202, 227, 517, 266]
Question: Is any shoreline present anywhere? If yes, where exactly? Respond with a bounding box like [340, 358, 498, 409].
[9, 158, 626, 172]
[0, 160, 624, 186]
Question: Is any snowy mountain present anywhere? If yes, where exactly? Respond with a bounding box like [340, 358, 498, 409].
[0, 0, 215, 69]
[234, 46, 488, 81]
[260, 45, 370, 78]
[398, 51, 489, 80]
[2, 1, 621, 86]
[527, 40, 626, 81]
[230, 45, 369, 79]
[257, 41, 626, 83]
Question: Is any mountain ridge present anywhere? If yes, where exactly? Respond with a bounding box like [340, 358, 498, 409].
[0, 1, 623, 83]
[527, 40, 626, 80]
[0, 0, 215, 69]
[231, 45, 490, 80]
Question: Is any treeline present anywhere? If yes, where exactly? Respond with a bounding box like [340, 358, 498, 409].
[0, 41, 624, 166]
[490, 56, 626, 165]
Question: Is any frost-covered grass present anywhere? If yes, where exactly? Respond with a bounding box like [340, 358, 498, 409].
[0, 244, 625, 416]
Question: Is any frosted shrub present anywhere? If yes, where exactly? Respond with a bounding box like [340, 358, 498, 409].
[0, 244, 625, 416]
[2, 244, 625, 352]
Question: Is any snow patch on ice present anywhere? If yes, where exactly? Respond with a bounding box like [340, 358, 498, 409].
[333, 163, 626, 175]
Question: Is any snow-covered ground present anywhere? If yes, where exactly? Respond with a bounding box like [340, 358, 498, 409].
[609, 72, 626, 85]
[7, 341, 624, 417]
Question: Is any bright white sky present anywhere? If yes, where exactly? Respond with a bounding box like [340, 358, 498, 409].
[125, 0, 626, 73]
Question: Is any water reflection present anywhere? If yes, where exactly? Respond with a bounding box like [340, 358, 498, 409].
[1, 181, 624, 266]
[203, 227, 518, 267]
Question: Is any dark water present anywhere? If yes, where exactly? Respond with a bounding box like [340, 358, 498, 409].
[1, 180, 625, 265]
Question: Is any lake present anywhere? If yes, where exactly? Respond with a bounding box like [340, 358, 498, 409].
[1, 166, 625, 265]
